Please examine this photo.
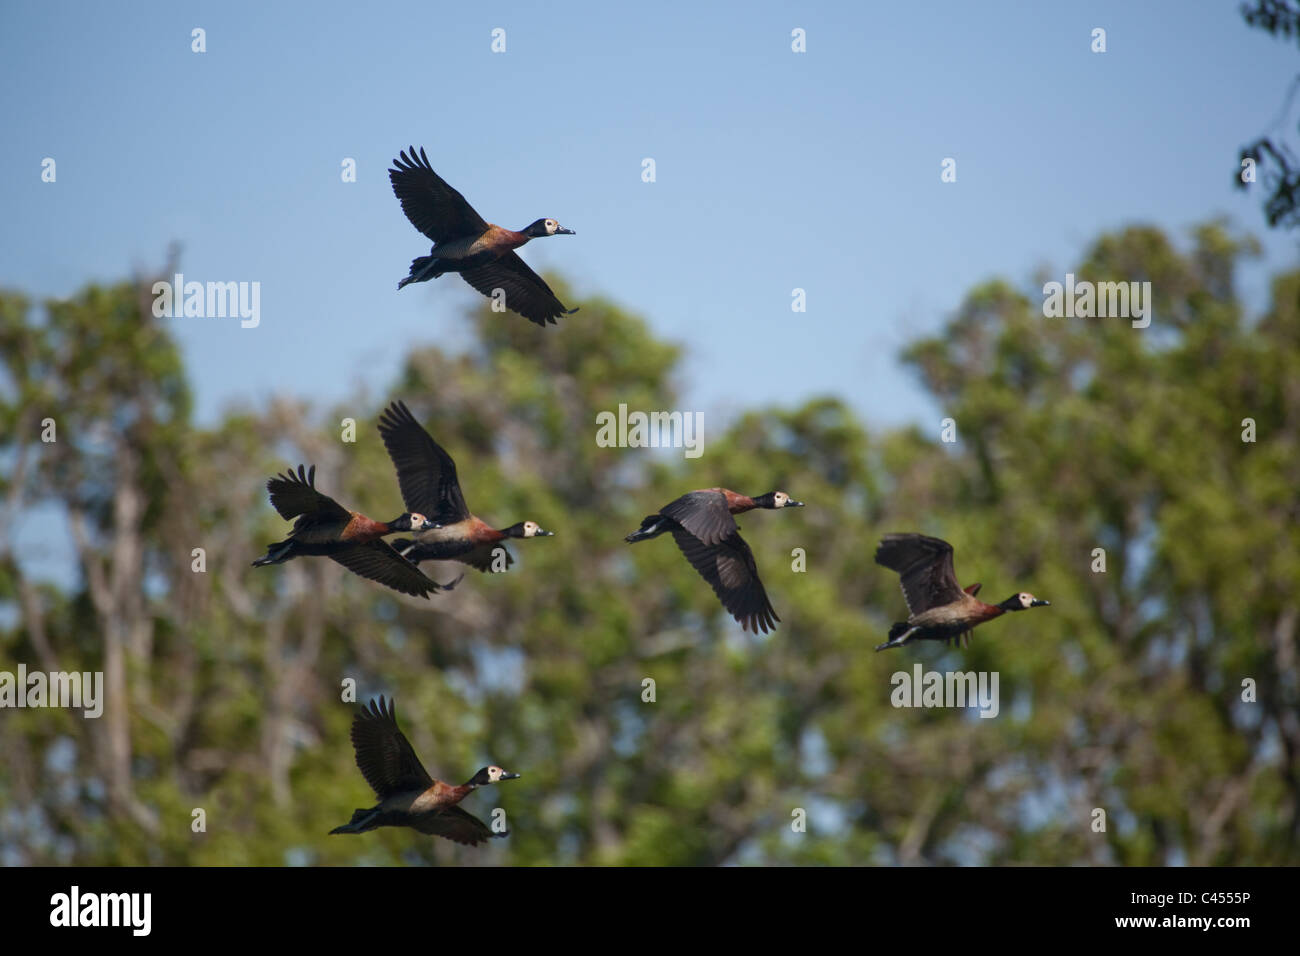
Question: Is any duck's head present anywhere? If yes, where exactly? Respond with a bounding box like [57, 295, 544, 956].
[755, 490, 804, 509]
[467, 765, 521, 787]
[503, 520, 554, 538]
[523, 218, 575, 238]
[1001, 592, 1050, 611]
[390, 512, 438, 532]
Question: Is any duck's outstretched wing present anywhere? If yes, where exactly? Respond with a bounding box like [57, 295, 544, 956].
[417, 806, 504, 847]
[266, 464, 348, 521]
[378, 400, 471, 523]
[389, 146, 488, 244]
[265, 464, 354, 541]
[459, 253, 577, 327]
[874, 533, 965, 614]
[350, 696, 435, 799]
[671, 527, 779, 634]
[659, 490, 737, 547]
[329, 541, 447, 598]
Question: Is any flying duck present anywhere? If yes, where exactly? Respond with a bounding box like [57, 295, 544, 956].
[329, 696, 520, 846]
[874, 533, 1050, 651]
[625, 489, 804, 634]
[389, 146, 577, 326]
[251, 464, 451, 599]
[377, 400, 554, 572]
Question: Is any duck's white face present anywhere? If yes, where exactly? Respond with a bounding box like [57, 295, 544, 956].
[773, 491, 791, 508]
[410, 512, 428, 526]
[481, 765, 520, 783]
[522, 520, 541, 537]
[1017, 592, 1036, 609]
[543, 218, 559, 235]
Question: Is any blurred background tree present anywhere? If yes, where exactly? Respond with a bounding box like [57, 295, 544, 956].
[0, 219, 1296, 865]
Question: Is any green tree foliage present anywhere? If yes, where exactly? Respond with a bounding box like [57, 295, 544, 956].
[0, 222, 1296, 865]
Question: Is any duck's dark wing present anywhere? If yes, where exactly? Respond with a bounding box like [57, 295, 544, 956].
[388, 146, 488, 244]
[458, 253, 576, 327]
[329, 540, 446, 598]
[660, 490, 737, 547]
[266, 465, 352, 532]
[350, 696, 435, 799]
[671, 527, 778, 634]
[377, 400, 471, 522]
[415, 806, 503, 846]
[874, 533, 964, 614]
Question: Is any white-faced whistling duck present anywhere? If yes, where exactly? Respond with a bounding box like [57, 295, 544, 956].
[625, 489, 804, 634]
[377, 400, 554, 572]
[329, 696, 520, 846]
[251, 464, 453, 599]
[388, 146, 577, 327]
[873, 533, 1050, 651]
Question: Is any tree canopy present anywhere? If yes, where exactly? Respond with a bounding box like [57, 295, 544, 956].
[1, 221, 1297, 865]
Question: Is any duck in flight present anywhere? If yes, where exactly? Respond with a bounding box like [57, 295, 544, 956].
[625, 489, 804, 634]
[389, 146, 577, 327]
[378, 400, 554, 573]
[873, 533, 1050, 651]
[251, 464, 451, 599]
[329, 696, 520, 846]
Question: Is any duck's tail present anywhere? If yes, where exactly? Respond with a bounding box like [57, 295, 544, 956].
[875, 622, 915, 652]
[251, 539, 295, 567]
[329, 807, 381, 835]
[397, 255, 443, 290]
[624, 515, 668, 544]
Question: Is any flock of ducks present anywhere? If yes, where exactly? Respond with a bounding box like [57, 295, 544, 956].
[251, 147, 1052, 846]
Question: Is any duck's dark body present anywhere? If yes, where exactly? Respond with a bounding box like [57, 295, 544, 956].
[873, 533, 1049, 651]
[329, 697, 519, 847]
[377, 400, 553, 572]
[251, 465, 449, 599]
[885, 599, 1003, 644]
[626, 488, 803, 635]
[395, 516, 526, 571]
[389, 146, 577, 326]
[402, 224, 529, 284]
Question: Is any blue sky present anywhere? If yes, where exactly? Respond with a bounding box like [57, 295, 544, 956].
[3, 0, 1297, 434]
